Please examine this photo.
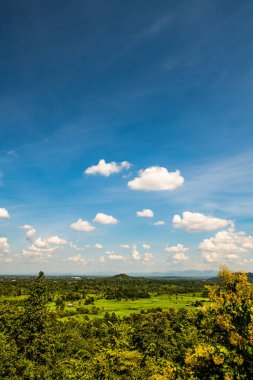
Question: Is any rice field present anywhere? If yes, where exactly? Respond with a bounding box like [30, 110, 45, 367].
[55, 293, 208, 320]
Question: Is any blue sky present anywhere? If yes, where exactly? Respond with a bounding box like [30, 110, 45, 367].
[1, 0, 253, 274]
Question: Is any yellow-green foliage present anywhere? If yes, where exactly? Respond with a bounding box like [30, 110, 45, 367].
[184, 266, 253, 379]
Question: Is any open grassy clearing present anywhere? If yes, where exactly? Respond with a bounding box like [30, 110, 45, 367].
[53, 293, 208, 320]
[1, 291, 208, 320]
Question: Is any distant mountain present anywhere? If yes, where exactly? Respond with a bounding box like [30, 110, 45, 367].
[201, 272, 253, 283]
[6, 270, 253, 281]
[174, 270, 218, 278]
[128, 270, 218, 278]
[112, 273, 132, 280]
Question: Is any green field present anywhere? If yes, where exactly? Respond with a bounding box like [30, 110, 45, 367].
[51, 293, 208, 320]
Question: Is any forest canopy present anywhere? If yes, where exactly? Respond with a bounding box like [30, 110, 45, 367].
[0, 267, 252, 379]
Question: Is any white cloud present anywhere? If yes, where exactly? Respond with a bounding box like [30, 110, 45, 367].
[128, 166, 184, 191]
[143, 252, 154, 263]
[31, 237, 53, 250]
[21, 242, 54, 260]
[165, 244, 189, 254]
[21, 235, 76, 260]
[85, 159, 131, 176]
[105, 250, 115, 255]
[172, 211, 233, 232]
[47, 236, 71, 245]
[0, 208, 10, 218]
[95, 243, 103, 249]
[99, 255, 105, 263]
[142, 243, 151, 249]
[19, 225, 36, 241]
[26, 228, 36, 240]
[226, 253, 239, 260]
[243, 258, 253, 264]
[173, 252, 189, 261]
[93, 213, 118, 225]
[136, 209, 154, 218]
[70, 219, 95, 232]
[66, 254, 88, 264]
[108, 254, 125, 261]
[199, 229, 253, 263]
[0, 256, 12, 263]
[120, 244, 130, 249]
[19, 225, 33, 230]
[131, 245, 141, 261]
[165, 244, 189, 261]
[0, 237, 10, 254]
[154, 220, 165, 225]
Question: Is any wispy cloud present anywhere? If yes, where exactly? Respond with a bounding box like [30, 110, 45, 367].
[171, 151, 253, 216]
[107, 13, 174, 64]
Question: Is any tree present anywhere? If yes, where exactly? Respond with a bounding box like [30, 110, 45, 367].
[55, 297, 65, 311]
[15, 272, 57, 367]
[184, 266, 253, 379]
[0, 332, 19, 379]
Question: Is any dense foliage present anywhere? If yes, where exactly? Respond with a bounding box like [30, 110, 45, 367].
[0, 268, 252, 379]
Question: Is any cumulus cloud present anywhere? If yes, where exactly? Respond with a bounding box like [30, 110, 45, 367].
[131, 245, 141, 261]
[19, 225, 36, 241]
[172, 211, 234, 232]
[143, 252, 154, 263]
[26, 228, 36, 240]
[85, 159, 131, 176]
[199, 229, 253, 263]
[165, 244, 189, 254]
[66, 254, 88, 264]
[93, 213, 118, 225]
[47, 236, 73, 246]
[120, 244, 130, 249]
[0, 256, 12, 263]
[105, 250, 115, 255]
[95, 243, 103, 249]
[154, 220, 165, 226]
[0, 208, 10, 218]
[131, 245, 152, 261]
[165, 244, 189, 261]
[136, 209, 154, 218]
[19, 225, 33, 230]
[21, 242, 54, 260]
[0, 237, 10, 254]
[173, 252, 189, 261]
[70, 219, 95, 232]
[99, 255, 105, 263]
[21, 235, 76, 261]
[226, 253, 239, 260]
[128, 166, 184, 191]
[108, 254, 125, 261]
